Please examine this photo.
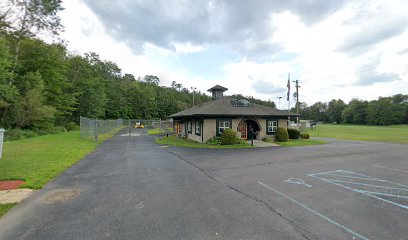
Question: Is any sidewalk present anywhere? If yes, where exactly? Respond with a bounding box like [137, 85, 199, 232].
[0, 189, 34, 204]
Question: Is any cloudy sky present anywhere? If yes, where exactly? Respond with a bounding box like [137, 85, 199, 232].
[59, 0, 408, 107]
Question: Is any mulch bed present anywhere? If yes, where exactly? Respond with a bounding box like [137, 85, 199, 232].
[0, 180, 25, 190]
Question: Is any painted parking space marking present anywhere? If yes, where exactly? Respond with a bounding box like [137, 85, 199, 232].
[283, 178, 312, 188]
[258, 181, 370, 240]
[308, 169, 408, 210]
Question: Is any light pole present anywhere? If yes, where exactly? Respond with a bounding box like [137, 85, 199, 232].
[191, 87, 197, 106]
[277, 96, 282, 109]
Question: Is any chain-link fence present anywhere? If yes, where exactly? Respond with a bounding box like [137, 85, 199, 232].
[122, 119, 173, 134]
[159, 119, 173, 134]
[80, 117, 124, 141]
[123, 119, 160, 128]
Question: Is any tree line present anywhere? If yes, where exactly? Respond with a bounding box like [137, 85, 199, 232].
[294, 95, 408, 125]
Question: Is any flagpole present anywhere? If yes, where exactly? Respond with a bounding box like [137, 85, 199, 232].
[287, 73, 291, 127]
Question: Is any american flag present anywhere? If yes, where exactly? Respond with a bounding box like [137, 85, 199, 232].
[287, 73, 290, 101]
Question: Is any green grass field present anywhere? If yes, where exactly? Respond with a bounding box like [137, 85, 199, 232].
[156, 135, 252, 148]
[310, 124, 408, 144]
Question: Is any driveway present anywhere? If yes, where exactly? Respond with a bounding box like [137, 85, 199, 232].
[0, 130, 303, 240]
[0, 131, 406, 240]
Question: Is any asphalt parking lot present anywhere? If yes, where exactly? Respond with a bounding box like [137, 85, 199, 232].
[168, 138, 408, 240]
[0, 131, 406, 240]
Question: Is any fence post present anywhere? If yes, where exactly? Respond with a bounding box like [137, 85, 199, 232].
[0, 128, 5, 159]
[94, 120, 98, 142]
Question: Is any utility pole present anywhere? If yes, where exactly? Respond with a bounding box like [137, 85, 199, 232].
[191, 87, 197, 107]
[292, 80, 301, 129]
[277, 96, 282, 109]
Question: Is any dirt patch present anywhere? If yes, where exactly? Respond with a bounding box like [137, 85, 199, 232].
[46, 189, 79, 203]
[0, 189, 34, 204]
[0, 180, 25, 190]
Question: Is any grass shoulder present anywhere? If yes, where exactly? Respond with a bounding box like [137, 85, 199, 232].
[156, 135, 252, 149]
[97, 126, 125, 142]
[275, 138, 326, 147]
[0, 203, 16, 217]
[0, 128, 122, 189]
[147, 128, 173, 135]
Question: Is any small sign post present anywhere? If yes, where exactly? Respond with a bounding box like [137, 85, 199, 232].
[0, 128, 5, 159]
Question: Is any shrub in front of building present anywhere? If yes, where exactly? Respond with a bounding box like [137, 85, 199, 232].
[287, 128, 300, 139]
[262, 136, 274, 142]
[300, 133, 310, 139]
[206, 137, 221, 145]
[275, 127, 289, 142]
[220, 128, 239, 145]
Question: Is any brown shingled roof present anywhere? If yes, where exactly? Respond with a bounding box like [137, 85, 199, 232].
[207, 85, 228, 92]
[169, 96, 298, 118]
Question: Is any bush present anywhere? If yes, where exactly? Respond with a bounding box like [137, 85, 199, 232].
[275, 127, 289, 142]
[65, 122, 80, 131]
[45, 126, 66, 134]
[206, 136, 221, 145]
[262, 136, 274, 142]
[236, 139, 247, 144]
[287, 128, 300, 139]
[301, 133, 310, 139]
[4, 128, 38, 141]
[220, 128, 239, 145]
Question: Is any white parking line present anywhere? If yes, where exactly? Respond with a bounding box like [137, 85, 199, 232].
[309, 170, 408, 210]
[258, 181, 370, 240]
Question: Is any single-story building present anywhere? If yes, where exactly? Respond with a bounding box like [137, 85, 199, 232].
[169, 85, 298, 143]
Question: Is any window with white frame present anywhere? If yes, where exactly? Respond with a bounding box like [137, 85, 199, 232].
[195, 121, 201, 135]
[267, 120, 277, 133]
[218, 120, 231, 134]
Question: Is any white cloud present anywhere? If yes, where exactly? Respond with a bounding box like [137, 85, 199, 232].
[59, 0, 408, 106]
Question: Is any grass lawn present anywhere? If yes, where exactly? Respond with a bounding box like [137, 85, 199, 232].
[0, 203, 16, 217]
[310, 124, 408, 144]
[275, 139, 326, 147]
[147, 128, 174, 135]
[156, 135, 252, 148]
[0, 128, 123, 189]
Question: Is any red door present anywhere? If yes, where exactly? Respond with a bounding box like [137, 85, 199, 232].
[238, 122, 247, 139]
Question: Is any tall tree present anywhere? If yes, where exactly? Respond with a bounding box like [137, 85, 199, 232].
[1, 0, 63, 84]
[143, 75, 160, 85]
[17, 38, 75, 122]
[341, 99, 368, 124]
[327, 99, 346, 123]
[0, 37, 17, 126]
[366, 97, 404, 125]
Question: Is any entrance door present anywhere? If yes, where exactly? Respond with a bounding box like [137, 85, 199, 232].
[238, 122, 247, 139]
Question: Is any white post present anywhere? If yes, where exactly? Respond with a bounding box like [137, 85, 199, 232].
[0, 128, 5, 159]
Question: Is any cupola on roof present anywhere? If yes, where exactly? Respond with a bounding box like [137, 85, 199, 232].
[207, 85, 228, 100]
